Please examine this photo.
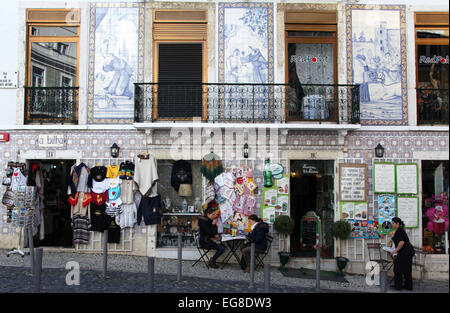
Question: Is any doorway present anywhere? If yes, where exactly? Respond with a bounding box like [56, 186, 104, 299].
[290, 160, 335, 258]
[28, 159, 75, 248]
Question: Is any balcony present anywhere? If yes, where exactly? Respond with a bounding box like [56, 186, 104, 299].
[134, 83, 360, 124]
[417, 88, 449, 125]
[24, 87, 78, 124]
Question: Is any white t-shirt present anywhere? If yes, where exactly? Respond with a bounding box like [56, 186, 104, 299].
[10, 168, 27, 189]
[120, 179, 135, 204]
[92, 179, 109, 194]
[115, 203, 137, 228]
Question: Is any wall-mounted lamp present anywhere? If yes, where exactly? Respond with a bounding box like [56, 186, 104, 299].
[111, 143, 120, 158]
[375, 144, 384, 158]
[243, 143, 249, 159]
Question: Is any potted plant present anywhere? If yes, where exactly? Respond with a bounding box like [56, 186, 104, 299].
[273, 215, 295, 272]
[331, 220, 351, 276]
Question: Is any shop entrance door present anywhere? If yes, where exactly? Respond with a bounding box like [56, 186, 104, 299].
[290, 160, 335, 258]
[28, 159, 75, 248]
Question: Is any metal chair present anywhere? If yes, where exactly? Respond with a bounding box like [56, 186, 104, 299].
[412, 246, 428, 281]
[255, 234, 274, 270]
[367, 243, 393, 272]
[192, 232, 211, 269]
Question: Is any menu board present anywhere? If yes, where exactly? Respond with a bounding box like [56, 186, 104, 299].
[397, 196, 419, 228]
[374, 162, 396, 194]
[396, 163, 418, 195]
[340, 201, 368, 220]
[339, 164, 366, 201]
[261, 174, 290, 224]
[377, 194, 396, 234]
[300, 211, 320, 247]
[348, 220, 380, 239]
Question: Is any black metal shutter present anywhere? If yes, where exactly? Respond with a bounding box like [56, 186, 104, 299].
[158, 43, 203, 118]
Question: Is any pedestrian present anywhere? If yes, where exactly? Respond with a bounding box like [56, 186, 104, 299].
[240, 215, 269, 272]
[198, 207, 225, 269]
[390, 217, 415, 291]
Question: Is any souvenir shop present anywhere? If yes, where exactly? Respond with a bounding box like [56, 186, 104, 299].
[1, 150, 158, 252]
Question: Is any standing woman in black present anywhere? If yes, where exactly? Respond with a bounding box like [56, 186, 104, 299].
[390, 217, 415, 291]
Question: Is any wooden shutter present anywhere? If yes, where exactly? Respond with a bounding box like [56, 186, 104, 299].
[157, 43, 203, 118]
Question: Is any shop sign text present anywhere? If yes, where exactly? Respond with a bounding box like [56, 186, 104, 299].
[38, 134, 66, 148]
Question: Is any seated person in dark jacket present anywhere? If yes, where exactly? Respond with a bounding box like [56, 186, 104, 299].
[198, 207, 225, 269]
[240, 214, 269, 272]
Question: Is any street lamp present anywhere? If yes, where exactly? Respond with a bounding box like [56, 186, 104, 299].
[111, 143, 120, 158]
[375, 144, 384, 158]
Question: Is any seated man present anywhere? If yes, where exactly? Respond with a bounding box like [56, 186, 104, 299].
[198, 207, 225, 269]
[240, 214, 269, 272]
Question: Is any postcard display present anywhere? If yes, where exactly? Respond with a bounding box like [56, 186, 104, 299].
[338, 164, 379, 238]
[261, 174, 289, 224]
[373, 162, 419, 235]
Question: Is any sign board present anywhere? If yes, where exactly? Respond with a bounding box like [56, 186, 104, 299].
[340, 201, 368, 220]
[300, 211, 320, 247]
[373, 162, 396, 194]
[339, 164, 366, 201]
[397, 196, 419, 228]
[0, 71, 18, 88]
[261, 174, 290, 224]
[38, 134, 66, 148]
[377, 194, 396, 235]
[396, 163, 418, 194]
[0, 132, 9, 142]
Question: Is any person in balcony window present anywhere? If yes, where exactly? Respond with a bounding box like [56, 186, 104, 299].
[198, 207, 225, 269]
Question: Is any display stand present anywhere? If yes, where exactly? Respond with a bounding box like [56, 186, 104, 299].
[6, 226, 26, 257]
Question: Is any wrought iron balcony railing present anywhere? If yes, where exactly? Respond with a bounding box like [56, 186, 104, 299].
[134, 83, 360, 124]
[417, 88, 449, 125]
[24, 87, 78, 124]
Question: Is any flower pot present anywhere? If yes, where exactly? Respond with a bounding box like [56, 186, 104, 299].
[335, 257, 349, 276]
[278, 251, 291, 272]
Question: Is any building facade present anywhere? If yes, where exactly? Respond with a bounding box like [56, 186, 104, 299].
[0, 0, 448, 280]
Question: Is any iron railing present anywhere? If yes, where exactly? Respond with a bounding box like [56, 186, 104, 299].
[134, 83, 360, 124]
[417, 88, 449, 125]
[24, 87, 78, 124]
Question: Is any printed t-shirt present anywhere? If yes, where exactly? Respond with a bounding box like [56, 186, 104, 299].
[137, 195, 161, 225]
[108, 185, 121, 201]
[10, 168, 27, 189]
[105, 215, 121, 243]
[90, 203, 107, 232]
[92, 191, 108, 206]
[106, 165, 120, 178]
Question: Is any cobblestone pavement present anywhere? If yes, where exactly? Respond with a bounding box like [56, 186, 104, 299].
[0, 249, 448, 293]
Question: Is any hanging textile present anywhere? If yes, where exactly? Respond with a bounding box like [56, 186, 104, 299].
[200, 152, 224, 181]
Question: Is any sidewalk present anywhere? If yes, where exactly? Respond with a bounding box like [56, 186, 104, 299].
[0, 249, 448, 293]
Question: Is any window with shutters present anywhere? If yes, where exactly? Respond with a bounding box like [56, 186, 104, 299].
[153, 10, 207, 120]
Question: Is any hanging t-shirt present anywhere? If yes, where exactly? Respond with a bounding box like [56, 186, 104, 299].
[10, 167, 27, 189]
[91, 191, 108, 206]
[106, 165, 120, 178]
[106, 215, 121, 243]
[119, 161, 135, 180]
[90, 203, 108, 232]
[134, 156, 159, 198]
[108, 185, 121, 201]
[92, 179, 110, 194]
[120, 180, 135, 204]
[115, 203, 136, 229]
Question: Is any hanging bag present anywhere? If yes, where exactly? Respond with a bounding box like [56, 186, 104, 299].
[2, 190, 15, 207]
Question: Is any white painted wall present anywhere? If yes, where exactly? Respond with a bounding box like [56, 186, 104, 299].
[0, 1, 19, 125]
